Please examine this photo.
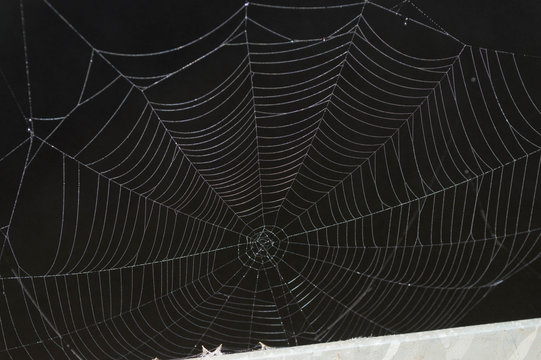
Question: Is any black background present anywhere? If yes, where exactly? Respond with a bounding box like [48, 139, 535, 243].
[1, 0, 540, 358]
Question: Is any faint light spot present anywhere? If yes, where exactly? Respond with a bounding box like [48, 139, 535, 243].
[470, 76, 476, 83]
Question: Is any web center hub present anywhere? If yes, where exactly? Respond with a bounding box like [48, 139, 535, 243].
[238, 226, 289, 270]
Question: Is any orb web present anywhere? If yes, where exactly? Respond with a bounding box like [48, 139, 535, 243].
[0, 0, 540, 359]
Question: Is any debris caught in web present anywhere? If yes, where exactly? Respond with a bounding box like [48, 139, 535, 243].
[201, 344, 223, 358]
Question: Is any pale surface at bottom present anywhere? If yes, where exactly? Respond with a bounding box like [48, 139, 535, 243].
[189, 318, 541, 360]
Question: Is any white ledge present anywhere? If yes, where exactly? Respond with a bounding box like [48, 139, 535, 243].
[208, 318, 541, 360]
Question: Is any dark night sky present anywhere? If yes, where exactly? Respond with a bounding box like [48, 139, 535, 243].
[0, 1, 540, 359]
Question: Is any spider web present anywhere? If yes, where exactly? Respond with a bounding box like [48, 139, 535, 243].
[1, 0, 540, 359]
